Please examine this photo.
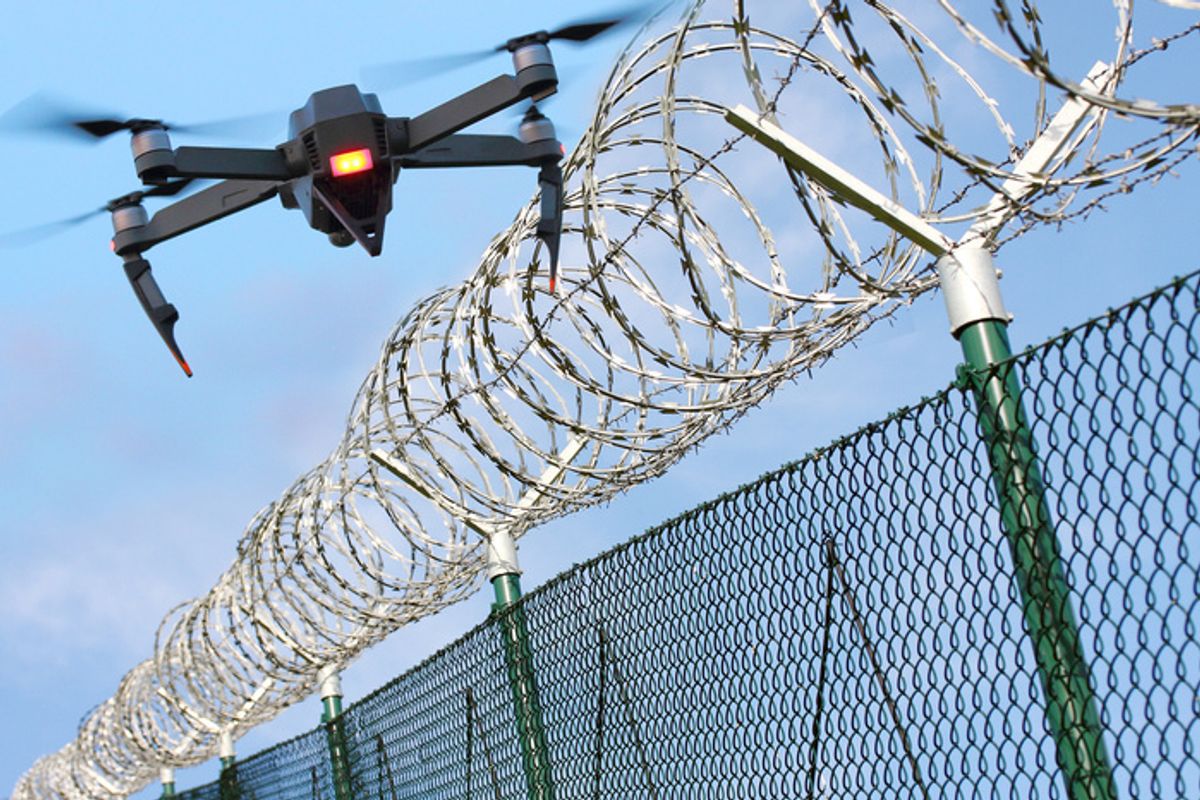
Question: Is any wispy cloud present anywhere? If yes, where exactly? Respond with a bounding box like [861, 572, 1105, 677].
[0, 551, 179, 666]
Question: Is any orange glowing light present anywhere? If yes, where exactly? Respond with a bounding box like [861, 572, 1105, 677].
[330, 148, 373, 177]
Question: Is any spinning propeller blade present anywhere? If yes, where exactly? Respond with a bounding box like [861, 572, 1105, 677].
[360, 48, 498, 91]
[134, 178, 198, 200]
[0, 93, 280, 143]
[0, 208, 105, 248]
[362, 2, 665, 91]
[545, 21, 623, 42]
[501, 2, 664, 49]
[167, 110, 283, 140]
[0, 178, 197, 248]
[0, 93, 120, 143]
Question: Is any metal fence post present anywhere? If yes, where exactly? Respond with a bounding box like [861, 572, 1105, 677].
[488, 528, 555, 800]
[939, 248, 1117, 800]
[319, 666, 354, 800]
[725, 88, 1118, 799]
[160, 766, 176, 799]
[372, 440, 581, 800]
[218, 730, 239, 800]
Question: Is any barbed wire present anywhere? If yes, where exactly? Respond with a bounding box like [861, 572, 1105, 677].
[14, 1, 1198, 798]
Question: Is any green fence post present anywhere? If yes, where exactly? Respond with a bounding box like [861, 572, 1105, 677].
[319, 666, 355, 800]
[939, 246, 1117, 800]
[160, 766, 176, 799]
[724, 99, 1119, 800]
[370, 440, 581, 800]
[218, 730, 240, 800]
[488, 528, 555, 800]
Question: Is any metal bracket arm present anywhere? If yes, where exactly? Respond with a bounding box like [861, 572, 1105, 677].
[396, 135, 561, 169]
[112, 179, 282, 256]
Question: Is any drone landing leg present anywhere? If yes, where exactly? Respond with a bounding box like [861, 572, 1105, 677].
[396, 135, 563, 290]
[122, 256, 192, 377]
[536, 163, 563, 292]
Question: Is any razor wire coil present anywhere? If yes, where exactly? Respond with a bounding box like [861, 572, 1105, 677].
[176, 268, 1200, 799]
[13, 1, 1200, 797]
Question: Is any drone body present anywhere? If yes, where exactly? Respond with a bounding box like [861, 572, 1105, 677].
[0, 6, 656, 375]
[96, 37, 568, 376]
[280, 85, 395, 254]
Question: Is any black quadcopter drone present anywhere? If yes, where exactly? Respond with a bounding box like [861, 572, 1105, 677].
[2, 9, 651, 376]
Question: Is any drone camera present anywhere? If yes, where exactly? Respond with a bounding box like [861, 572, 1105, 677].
[328, 230, 356, 248]
[283, 86, 394, 255]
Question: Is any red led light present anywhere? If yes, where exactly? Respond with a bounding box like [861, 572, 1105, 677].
[330, 148, 374, 177]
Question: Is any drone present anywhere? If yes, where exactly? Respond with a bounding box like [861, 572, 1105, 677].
[1, 9, 652, 376]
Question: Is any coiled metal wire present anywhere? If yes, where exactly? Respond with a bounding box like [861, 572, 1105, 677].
[169, 269, 1198, 800]
[13, 1, 1199, 798]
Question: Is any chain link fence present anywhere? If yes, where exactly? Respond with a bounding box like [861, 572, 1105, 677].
[177, 269, 1199, 799]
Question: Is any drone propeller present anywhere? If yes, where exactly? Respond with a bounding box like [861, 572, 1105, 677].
[362, 2, 664, 91]
[360, 48, 498, 89]
[109, 176, 199, 204]
[0, 93, 281, 143]
[506, 1, 666, 50]
[515, 7, 638, 46]
[0, 178, 196, 248]
[0, 208, 106, 248]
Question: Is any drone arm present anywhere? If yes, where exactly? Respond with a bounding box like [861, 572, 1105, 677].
[405, 67, 556, 151]
[172, 147, 293, 180]
[396, 135, 560, 168]
[406, 76, 523, 150]
[112, 179, 281, 256]
[135, 146, 294, 182]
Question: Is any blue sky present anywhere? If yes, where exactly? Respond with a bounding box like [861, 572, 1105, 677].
[0, 2, 1195, 797]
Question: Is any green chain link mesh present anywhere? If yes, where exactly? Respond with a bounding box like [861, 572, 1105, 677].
[176, 269, 1199, 799]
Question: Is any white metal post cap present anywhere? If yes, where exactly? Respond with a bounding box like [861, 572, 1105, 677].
[936, 245, 1010, 336]
[317, 665, 343, 700]
[160, 766, 175, 785]
[218, 729, 235, 760]
[486, 528, 522, 580]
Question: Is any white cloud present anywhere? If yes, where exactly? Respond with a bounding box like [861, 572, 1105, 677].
[0, 553, 178, 665]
